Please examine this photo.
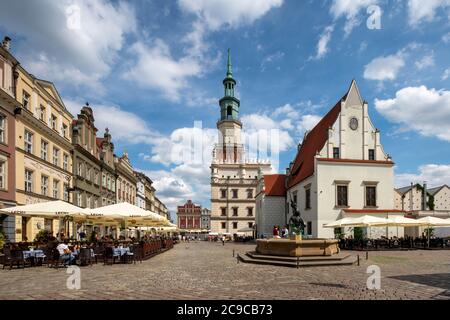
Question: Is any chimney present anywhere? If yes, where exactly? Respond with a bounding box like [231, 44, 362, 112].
[422, 181, 427, 211]
[2, 36, 11, 51]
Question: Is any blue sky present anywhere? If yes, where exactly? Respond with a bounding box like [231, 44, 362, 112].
[1, 0, 450, 214]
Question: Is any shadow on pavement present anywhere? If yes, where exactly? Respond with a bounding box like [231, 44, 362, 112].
[389, 273, 450, 291]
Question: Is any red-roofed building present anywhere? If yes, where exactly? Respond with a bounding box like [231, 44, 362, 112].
[255, 174, 287, 238]
[257, 80, 403, 239]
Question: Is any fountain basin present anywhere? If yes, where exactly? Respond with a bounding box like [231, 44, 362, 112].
[256, 238, 340, 257]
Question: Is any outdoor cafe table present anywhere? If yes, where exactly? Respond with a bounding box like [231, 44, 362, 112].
[113, 247, 131, 256]
[22, 250, 45, 259]
[22, 250, 46, 266]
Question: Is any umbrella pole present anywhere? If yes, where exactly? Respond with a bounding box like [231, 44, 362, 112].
[427, 224, 430, 248]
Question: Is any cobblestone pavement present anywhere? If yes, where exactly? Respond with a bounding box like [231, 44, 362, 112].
[1, 242, 449, 300]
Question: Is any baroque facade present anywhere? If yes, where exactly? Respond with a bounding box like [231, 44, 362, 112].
[177, 200, 201, 230]
[210, 50, 272, 234]
[72, 104, 101, 208]
[115, 152, 136, 205]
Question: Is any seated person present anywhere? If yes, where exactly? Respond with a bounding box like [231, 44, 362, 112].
[56, 240, 75, 266]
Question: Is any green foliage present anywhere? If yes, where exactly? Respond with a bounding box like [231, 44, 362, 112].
[334, 228, 344, 239]
[0, 232, 6, 251]
[424, 228, 434, 238]
[34, 230, 53, 242]
[353, 227, 364, 241]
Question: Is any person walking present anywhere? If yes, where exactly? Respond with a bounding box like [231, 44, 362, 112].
[221, 235, 225, 246]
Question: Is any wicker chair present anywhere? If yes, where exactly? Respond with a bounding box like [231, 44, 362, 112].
[79, 248, 93, 266]
[2, 247, 28, 269]
[103, 246, 120, 265]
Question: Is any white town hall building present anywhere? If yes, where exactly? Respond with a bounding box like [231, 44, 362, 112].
[256, 80, 405, 239]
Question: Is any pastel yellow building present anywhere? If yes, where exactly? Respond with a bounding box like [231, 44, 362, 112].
[10, 65, 74, 242]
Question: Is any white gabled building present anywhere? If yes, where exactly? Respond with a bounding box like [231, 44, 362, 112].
[280, 80, 404, 239]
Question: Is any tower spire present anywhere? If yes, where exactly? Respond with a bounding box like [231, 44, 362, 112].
[226, 48, 233, 78]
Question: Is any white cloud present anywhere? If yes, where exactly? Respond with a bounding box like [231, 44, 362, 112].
[261, 51, 285, 71]
[0, 0, 136, 92]
[65, 99, 161, 145]
[311, 25, 334, 60]
[396, 164, 450, 188]
[330, 0, 379, 36]
[375, 86, 450, 142]
[415, 54, 435, 70]
[407, 0, 450, 26]
[178, 0, 283, 30]
[364, 53, 405, 81]
[122, 40, 203, 101]
[442, 68, 450, 80]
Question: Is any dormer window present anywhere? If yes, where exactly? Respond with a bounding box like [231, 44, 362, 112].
[369, 149, 375, 161]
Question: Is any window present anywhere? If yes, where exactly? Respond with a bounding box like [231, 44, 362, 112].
[107, 176, 111, 190]
[221, 207, 226, 216]
[40, 140, 48, 161]
[25, 170, 33, 192]
[53, 180, 59, 199]
[333, 147, 340, 159]
[39, 105, 46, 122]
[247, 189, 253, 199]
[24, 130, 33, 153]
[366, 186, 377, 207]
[307, 222, 312, 236]
[0, 115, 5, 143]
[76, 193, 82, 207]
[52, 148, 59, 166]
[63, 183, 69, 201]
[78, 162, 83, 177]
[232, 207, 238, 216]
[102, 174, 106, 187]
[0, 161, 5, 189]
[63, 154, 69, 171]
[221, 189, 227, 198]
[94, 171, 99, 185]
[369, 149, 375, 161]
[62, 124, 68, 138]
[232, 189, 238, 199]
[22, 91, 30, 110]
[51, 114, 57, 130]
[248, 222, 253, 229]
[41, 175, 49, 196]
[247, 207, 253, 216]
[337, 185, 348, 207]
[221, 222, 226, 229]
[305, 188, 311, 210]
[232, 222, 238, 229]
[87, 166, 92, 181]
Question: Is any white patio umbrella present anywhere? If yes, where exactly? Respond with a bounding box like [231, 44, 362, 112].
[329, 215, 388, 239]
[237, 227, 254, 233]
[0, 200, 87, 218]
[87, 202, 161, 237]
[0, 200, 88, 239]
[377, 216, 423, 238]
[323, 218, 357, 228]
[416, 216, 450, 247]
